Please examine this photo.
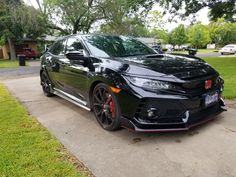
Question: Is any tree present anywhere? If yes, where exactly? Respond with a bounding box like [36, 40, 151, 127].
[187, 23, 211, 48]
[209, 18, 236, 46]
[169, 25, 187, 45]
[145, 10, 166, 29]
[156, 0, 236, 22]
[100, 15, 150, 36]
[44, 0, 108, 34]
[150, 29, 169, 44]
[0, 0, 47, 59]
[99, 0, 152, 35]
[0, 0, 22, 59]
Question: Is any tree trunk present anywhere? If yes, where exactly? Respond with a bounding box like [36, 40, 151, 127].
[73, 26, 77, 34]
[7, 37, 16, 60]
[35, 0, 42, 12]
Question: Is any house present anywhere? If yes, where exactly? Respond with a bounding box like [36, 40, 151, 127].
[136, 37, 159, 46]
[0, 38, 39, 59]
[0, 35, 56, 59]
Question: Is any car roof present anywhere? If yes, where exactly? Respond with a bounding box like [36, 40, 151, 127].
[225, 44, 236, 46]
[55, 34, 129, 41]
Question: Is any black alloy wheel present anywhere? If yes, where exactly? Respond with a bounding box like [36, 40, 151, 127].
[41, 71, 54, 97]
[92, 83, 121, 131]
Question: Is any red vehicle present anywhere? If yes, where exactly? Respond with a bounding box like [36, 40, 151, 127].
[16, 48, 37, 59]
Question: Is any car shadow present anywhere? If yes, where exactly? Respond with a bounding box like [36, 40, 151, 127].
[51, 95, 226, 146]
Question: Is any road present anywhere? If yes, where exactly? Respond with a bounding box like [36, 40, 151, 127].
[3, 76, 236, 177]
[169, 51, 235, 58]
[196, 52, 221, 58]
[0, 61, 40, 79]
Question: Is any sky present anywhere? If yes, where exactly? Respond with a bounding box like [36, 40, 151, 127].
[23, 0, 210, 32]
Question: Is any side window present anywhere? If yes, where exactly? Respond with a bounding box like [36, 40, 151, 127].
[49, 39, 66, 55]
[66, 37, 84, 53]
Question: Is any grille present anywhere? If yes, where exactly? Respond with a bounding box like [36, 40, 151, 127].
[134, 98, 185, 123]
[188, 103, 221, 124]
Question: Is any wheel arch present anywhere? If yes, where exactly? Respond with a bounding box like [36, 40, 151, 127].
[88, 74, 122, 108]
[40, 68, 43, 77]
[89, 80, 103, 105]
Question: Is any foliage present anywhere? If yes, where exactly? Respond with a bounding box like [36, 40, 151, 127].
[43, 0, 153, 35]
[169, 25, 187, 45]
[145, 10, 166, 29]
[44, 0, 108, 34]
[157, 0, 236, 22]
[0, 0, 22, 45]
[99, 0, 152, 36]
[0, 0, 47, 59]
[209, 18, 236, 46]
[100, 16, 149, 36]
[17, 6, 48, 39]
[0, 0, 47, 42]
[149, 29, 169, 44]
[187, 23, 211, 48]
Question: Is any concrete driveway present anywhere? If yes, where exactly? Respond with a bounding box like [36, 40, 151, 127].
[3, 76, 236, 177]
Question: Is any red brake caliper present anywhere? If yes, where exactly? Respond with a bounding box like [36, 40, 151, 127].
[109, 97, 116, 119]
[104, 95, 116, 119]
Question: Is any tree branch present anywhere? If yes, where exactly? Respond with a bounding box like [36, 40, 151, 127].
[47, 24, 70, 34]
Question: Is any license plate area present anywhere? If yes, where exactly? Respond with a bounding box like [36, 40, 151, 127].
[204, 92, 219, 107]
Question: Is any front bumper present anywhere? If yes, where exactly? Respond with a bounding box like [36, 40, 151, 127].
[120, 96, 226, 132]
[220, 50, 235, 54]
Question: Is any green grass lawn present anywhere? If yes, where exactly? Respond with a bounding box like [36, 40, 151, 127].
[197, 49, 218, 53]
[203, 57, 236, 99]
[0, 60, 20, 68]
[0, 84, 92, 177]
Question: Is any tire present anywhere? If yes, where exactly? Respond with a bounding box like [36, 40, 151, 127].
[40, 70, 54, 97]
[221, 52, 224, 55]
[92, 83, 121, 131]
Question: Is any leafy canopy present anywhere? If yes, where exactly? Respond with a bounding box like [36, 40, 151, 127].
[169, 25, 187, 45]
[156, 0, 236, 22]
[0, 0, 47, 44]
[187, 23, 211, 48]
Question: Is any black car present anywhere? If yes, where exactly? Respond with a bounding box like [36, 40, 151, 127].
[40, 34, 225, 132]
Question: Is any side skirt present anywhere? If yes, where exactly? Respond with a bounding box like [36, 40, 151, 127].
[53, 88, 91, 111]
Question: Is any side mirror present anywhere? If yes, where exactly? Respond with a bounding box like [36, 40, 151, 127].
[66, 51, 86, 65]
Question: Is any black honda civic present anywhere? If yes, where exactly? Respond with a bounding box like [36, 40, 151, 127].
[40, 34, 225, 132]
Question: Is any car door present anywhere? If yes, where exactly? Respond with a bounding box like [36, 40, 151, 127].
[45, 38, 68, 91]
[61, 37, 90, 102]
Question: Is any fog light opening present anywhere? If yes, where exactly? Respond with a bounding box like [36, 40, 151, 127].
[147, 108, 159, 119]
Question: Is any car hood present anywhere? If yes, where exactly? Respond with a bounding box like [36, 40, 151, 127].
[106, 54, 217, 80]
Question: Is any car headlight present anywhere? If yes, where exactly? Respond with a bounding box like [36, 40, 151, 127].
[127, 77, 174, 90]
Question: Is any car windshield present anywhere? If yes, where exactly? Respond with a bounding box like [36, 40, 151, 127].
[83, 35, 157, 58]
[225, 45, 235, 48]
